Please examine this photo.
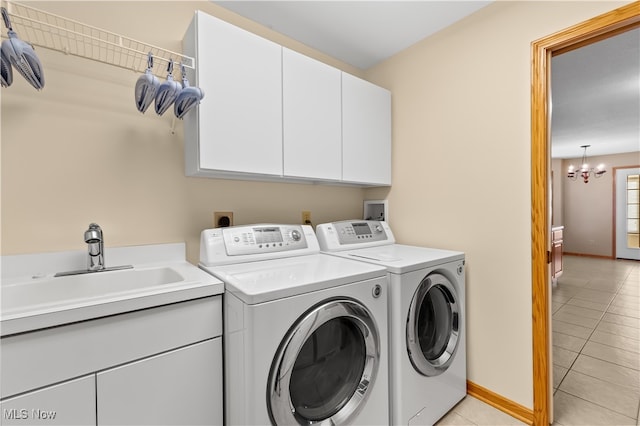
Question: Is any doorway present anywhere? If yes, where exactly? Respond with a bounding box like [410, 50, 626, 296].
[530, 3, 640, 425]
[615, 167, 640, 260]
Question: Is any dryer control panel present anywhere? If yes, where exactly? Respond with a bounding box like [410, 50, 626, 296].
[316, 220, 395, 251]
[200, 224, 319, 266]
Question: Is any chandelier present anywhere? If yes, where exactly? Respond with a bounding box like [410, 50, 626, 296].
[567, 145, 606, 183]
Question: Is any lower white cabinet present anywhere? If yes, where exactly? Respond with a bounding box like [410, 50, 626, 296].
[97, 338, 222, 426]
[1, 297, 223, 426]
[551, 226, 564, 284]
[0, 376, 95, 426]
[1, 339, 222, 426]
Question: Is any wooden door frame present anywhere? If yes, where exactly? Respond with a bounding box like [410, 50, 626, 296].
[531, 3, 640, 425]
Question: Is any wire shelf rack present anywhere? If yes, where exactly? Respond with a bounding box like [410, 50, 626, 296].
[0, 0, 194, 78]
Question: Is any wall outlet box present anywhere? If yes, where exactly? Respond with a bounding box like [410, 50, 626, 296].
[214, 211, 233, 228]
[302, 211, 312, 225]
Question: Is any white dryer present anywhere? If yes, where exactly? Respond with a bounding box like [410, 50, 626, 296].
[316, 220, 466, 426]
[199, 224, 390, 425]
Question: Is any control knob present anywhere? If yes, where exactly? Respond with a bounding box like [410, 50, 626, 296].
[374, 225, 383, 233]
[290, 230, 301, 241]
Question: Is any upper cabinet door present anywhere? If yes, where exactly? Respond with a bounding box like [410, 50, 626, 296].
[282, 48, 342, 181]
[342, 73, 391, 185]
[184, 11, 283, 177]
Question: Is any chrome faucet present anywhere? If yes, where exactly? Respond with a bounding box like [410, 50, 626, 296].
[53, 224, 132, 277]
[84, 223, 105, 271]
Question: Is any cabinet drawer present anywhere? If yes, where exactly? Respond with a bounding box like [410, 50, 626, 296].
[1, 296, 222, 398]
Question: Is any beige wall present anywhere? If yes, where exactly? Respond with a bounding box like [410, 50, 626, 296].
[561, 152, 640, 257]
[364, 0, 630, 409]
[1, 1, 367, 264]
[552, 159, 564, 227]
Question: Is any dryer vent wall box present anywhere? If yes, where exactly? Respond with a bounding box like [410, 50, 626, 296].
[364, 200, 388, 221]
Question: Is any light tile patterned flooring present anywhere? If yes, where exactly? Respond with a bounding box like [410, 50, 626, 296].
[435, 395, 526, 425]
[552, 255, 640, 425]
[436, 255, 639, 426]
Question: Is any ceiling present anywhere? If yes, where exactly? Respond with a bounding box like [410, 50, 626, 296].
[214, 1, 492, 69]
[213, 2, 639, 160]
[551, 28, 640, 159]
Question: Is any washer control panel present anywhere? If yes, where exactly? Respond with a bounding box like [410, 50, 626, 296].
[200, 224, 319, 266]
[316, 220, 395, 251]
[223, 225, 307, 255]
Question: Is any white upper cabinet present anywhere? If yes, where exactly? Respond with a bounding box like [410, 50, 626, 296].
[342, 73, 392, 186]
[283, 48, 342, 181]
[183, 11, 391, 186]
[184, 11, 283, 177]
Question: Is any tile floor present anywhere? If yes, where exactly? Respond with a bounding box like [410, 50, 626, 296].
[436, 255, 639, 426]
[435, 395, 527, 425]
[551, 255, 640, 426]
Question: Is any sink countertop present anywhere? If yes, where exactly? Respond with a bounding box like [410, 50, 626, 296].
[1, 243, 224, 336]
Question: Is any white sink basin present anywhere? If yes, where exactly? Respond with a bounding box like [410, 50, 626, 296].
[1, 243, 225, 336]
[2, 267, 185, 316]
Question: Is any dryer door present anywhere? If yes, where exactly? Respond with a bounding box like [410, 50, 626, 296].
[407, 272, 460, 377]
[268, 298, 380, 425]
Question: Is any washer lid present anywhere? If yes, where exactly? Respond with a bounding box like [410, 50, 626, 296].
[328, 244, 464, 274]
[200, 254, 386, 304]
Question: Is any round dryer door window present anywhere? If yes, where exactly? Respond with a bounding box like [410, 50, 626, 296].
[268, 298, 380, 425]
[406, 272, 460, 377]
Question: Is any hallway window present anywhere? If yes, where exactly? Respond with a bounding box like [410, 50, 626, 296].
[627, 174, 639, 248]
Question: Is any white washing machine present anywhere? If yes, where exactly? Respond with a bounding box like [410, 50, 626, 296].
[199, 224, 390, 425]
[316, 220, 466, 426]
